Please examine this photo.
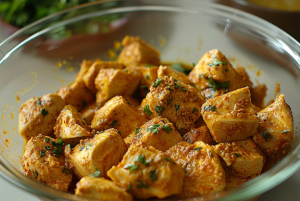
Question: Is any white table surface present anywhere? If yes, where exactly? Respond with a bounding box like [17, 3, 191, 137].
[1, 18, 300, 201]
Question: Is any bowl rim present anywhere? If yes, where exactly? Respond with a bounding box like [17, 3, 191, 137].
[1, 0, 300, 200]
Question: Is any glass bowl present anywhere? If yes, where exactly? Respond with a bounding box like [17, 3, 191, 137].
[1, 0, 300, 200]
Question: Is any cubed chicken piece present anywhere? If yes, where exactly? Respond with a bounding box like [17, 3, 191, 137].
[91, 96, 147, 139]
[140, 76, 205, 133]
[80, 102, 98, 125]
[94, 68, 141, 107]
[235, 66, 253, 89]
[21, 134, 72, 192]
[253, 94, 293, 161]
[157, 65, 192, 85]
[75, 176, 133, 201]
[183, 124, 215, 145]
[124, 117, 182, 151]
[225, 174, 260, 191]
[213, 139, 265, 178]
[83, 61, 124, 93]
[138, 66, 159, 87]
[189, 49, 252, 99]
[166, 141, 226, 198]
[57, 80, 95, 111]
[118, 35, 160, 67]
[251, 84, 267, 109]
[107, 144, 185, 199]
[54, 105, 92, 146]
[19, 93, 65, 141]
[75, 59, 101, 82]
[201, 87, 258, 143]
[66, 128, 126, 179]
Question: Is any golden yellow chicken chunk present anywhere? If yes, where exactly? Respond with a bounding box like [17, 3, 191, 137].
[91, 96, 147, 139]
[183, 124, 215, 145]
[124, 117, 182, 151]
[66, 128, 126, 179]
[83, 61, 124, 93]
[54, 105, 92, 146]
[166, 141, 226, 198]
[80, 102, 98, 125]
[225, 174, 260, 191]
[19, 93, 65, 141]
[75, 59, 101, 82]
[94, 68, 141, 107]
[253, 94, 293, 161]
[21, 134, 72, 192]
[57, 80, 95, 111]
[107, 144, 185, 199]
[75, 176, 133, 201]
[140, 76, 205, 133]
[189, 49, 252, 99]
[157, 65, 192, 85]
[118, 35, 161, 67]
[213, 139, 265, 178]
[138, 66, 159, 87]
[201, 87, 258, 143]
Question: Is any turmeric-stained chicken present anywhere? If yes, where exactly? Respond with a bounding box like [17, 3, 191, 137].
[18, 35, 294, 200]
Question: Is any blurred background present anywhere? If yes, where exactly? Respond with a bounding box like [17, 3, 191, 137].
[0, 0, 300, 41]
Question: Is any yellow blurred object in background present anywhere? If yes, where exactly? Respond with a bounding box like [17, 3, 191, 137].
[247, 0, 300, 11]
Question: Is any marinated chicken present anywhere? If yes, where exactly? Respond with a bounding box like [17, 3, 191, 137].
[18, 35, 295, 200]
[75, 176, 133, 201]
[107, 144, 185, 199]
[66, 128, 126, 179]
[19, 93, 65, 141]
[21, 134, 72, 192]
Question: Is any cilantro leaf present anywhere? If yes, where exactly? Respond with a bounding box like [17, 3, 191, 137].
[124, 164, 138, 171]
[89, 168, 101, 178]
[162, 124, 173, 134]
[194, 147, 202, 151]
[147, 124, 160, 134]
[282, 130, 290, 134]
[235, 153, 242, 157]
[192, 107, 198, 114]
[208, 58, 227, 66]
[144, 104, 152, 116]
[111, 120, 118, 127]
[262, 132, 271, 141]
[152, 77, 162, 87]
[149, 169, 158, 181]
[135, 127, 141, 134]
[135, 154, 145, 164]
[135, 180, 150, 188]
[155, 105, 164, 116]
[41, 108, 48, 116]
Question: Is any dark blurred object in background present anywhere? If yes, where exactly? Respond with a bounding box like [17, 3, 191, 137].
[217, 0, 300, 42]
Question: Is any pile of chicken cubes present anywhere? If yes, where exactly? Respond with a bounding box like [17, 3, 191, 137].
[19, 36, 294, 200]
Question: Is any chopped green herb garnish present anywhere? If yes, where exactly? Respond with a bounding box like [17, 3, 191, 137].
[144, 159, 151, 166]
[164, 157, 175, 164]
[210, 106, 216, 111]
[127, 184, 132, 192]
[146, 75, 150, 80]
[174, 83, 183, 89]
[45, 146, 51, 150]
[37, 99, 41, 106]
[192, 62, 196, 67]
[41, 108, 48, 116]
[62, 168, 71, 174]
[149, 169, 158, 181]
[111, 120, 118, 127]
[282, 129, 290, 134]
[175, 104, 180, 113]
[171, 63, 192, 75]
[262, 132, 271, 141]
[225, 69, 229, 72]
[40, 150, 45, 157]
[155, 105, 164, 116]
[147, 124, 160, 134]
[235, 153, 242, 157]
[135, 127, 141, 134]
[194, 147, 202, 151]
[162, 124, 173, 134]
[51, 141, 56, 146]
[53, 146, 63, 157]
[135, 180, 150, 188]
[192, 107, 198, 114]
[124, 164, 138, 171]
[199, 73, 206, 79]
[144, 104, 152, 116]
[44, 137, 50, 142]
[181, 88, 187, 91]
[208, 58, 227, 66]
[206, 78, 217, 91]
[82, 100, 87, 109]
[125, 69, 129, 72]
[140, 85, 148, 88]
[206, 77, 231, 91]
[57, 138, 64, 147]
[167, 86, 171, 91]
[152, 77, 162, 87]
[88, 168, 101, 178]
[80, 145, 85, 151]
[135, 154, 145, 164]
[86, 144, 92, 150]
